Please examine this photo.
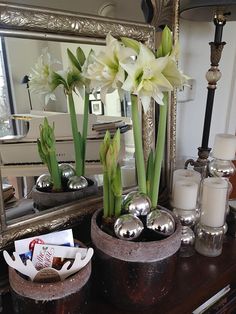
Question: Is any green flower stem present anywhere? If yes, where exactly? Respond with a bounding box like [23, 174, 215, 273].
[108, 180, 114, 217]
[82, 91, 89, 175]
[114, 195, 122, 217]
[49, 151, 61, 191]
[103, 171, 109, 218]
[151, 92, 168, 207]
[131, 94, 146, 194]
[68, 92, 82, 176]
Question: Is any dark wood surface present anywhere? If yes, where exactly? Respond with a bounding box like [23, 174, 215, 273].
[2, 235, 236, 314]
[87, 235, 236, 314]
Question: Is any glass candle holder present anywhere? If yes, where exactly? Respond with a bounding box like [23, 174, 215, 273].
[195, 177, 229, 257]
[209, 158, 235, 178]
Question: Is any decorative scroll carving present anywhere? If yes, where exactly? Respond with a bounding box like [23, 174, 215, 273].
[0, 4, 155, 48]
[150, 0, 174, 30]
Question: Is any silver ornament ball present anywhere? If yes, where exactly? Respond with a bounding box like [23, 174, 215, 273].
[146, 209, 175, 236]
[114, 214, 144, 241]
[67, 175, 88, 190]
[122, 191, 151, 216]
[36, 174, 53, 192]
[59, 163, 76, 183]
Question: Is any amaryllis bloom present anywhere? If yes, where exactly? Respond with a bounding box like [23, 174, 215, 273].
[29, 49, 59, 105]
[84, 33, 135, 104]
[121, 43, 173, 112]
[163, 43, 189, 88]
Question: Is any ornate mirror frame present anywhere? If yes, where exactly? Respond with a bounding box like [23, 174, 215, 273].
[0, 1, 178, 248]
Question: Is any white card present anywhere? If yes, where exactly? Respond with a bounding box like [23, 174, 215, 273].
[14, 229, 74, 254]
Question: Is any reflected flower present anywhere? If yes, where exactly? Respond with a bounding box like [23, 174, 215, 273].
[29, 48, 59, 105]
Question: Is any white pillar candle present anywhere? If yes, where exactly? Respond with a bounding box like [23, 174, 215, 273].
[212, 133, 236, 160]
[200, 177, 228, 228]
[172, 179, 199, 210]
[121, 165, 136, 188]
[172, 169, 201, 190]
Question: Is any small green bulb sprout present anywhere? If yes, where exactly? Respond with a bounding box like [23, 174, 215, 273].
[37, 117, 61, 191]
[100, 129, 122, 218]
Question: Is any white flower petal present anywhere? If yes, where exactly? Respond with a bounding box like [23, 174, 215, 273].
[140, 95, 151, 113]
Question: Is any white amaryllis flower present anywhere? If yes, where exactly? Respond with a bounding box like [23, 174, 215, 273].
[84, 33, 135, 104]
[162, 42, 189, 88]
[29, 48, 60, 105]
[121, 43, 173, 112]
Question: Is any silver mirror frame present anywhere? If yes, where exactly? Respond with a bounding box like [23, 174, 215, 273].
[0, 1, 178, 248]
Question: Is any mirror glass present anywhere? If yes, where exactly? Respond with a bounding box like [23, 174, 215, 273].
[0, 0, 155, 235]
[1, 36, 136, 223]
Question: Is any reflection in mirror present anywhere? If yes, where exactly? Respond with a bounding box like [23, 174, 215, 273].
[0, 37, 135, 224]
[0, 1, 160, 248]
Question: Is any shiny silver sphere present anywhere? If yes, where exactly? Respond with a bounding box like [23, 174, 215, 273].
[114, 214, 144, 241]
[209, 158, 235, 178]
[173, 208, 200, 228]
[36, 174, 53, 192]
[181, 226, 195, 246]
[146, 209, 175, 236]
[59, 163, 76, 184]
[122, 191, 151, 216]
[67, 176, 88, 190]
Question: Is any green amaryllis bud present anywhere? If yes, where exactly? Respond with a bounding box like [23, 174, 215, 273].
[121, 37, 140, 54]
[112, 164, 122, 197]
[37, 139, 47, 164]
[106, 145, 116, 178]
[112, 129, 120, 162]
[67, 48, 81, 72]
[76, 47, 86, 67]
[161, 26, 173, 56]
[99, 131, 111, 166]
[156, 43, 163, 58]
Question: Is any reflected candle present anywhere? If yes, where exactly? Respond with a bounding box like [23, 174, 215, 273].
[173, 179, 199, 210]
[200, 177, 228, 228]
[121, 165, 136, 188]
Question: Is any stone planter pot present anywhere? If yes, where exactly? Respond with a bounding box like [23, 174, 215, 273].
[8, 254, 92, 314]
[32, 178, 98, 210]
[91, 208, 182, 310]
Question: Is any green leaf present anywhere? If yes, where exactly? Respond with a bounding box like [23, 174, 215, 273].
[161, 26, 172, 56]
[76, 47, 86, 67]
[67, 48, 81, 72]
[67, 69, 82, 90]
[121, 37, 140, 54]
[51, 71, 68, 91]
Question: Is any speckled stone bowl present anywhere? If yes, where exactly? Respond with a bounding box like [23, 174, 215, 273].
[8, 248, 91, 314]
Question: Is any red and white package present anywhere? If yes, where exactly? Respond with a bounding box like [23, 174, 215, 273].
[32, 243, 88, 270]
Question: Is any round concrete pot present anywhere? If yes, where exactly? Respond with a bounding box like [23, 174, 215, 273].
[9, 257, 91, 314]
[32, 178, 98, 210]
[91, 208, 182, 310]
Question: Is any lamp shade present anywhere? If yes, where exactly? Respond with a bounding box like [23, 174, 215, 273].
[180, 0, 236, 21]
